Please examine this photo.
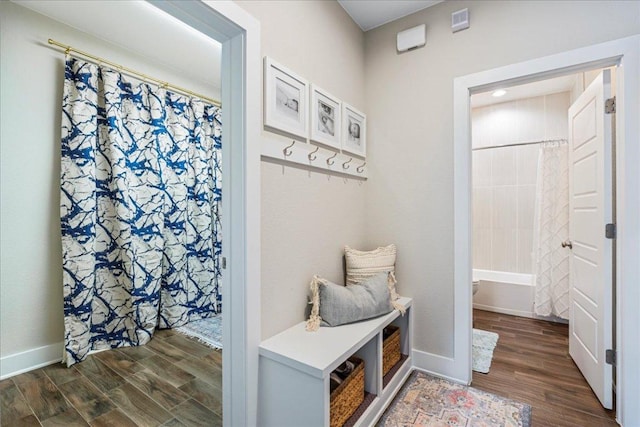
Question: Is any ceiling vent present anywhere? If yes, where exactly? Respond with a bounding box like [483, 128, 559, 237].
[451, 8, 470, 33]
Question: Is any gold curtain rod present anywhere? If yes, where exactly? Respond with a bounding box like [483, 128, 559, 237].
[48, 38, 221, 107]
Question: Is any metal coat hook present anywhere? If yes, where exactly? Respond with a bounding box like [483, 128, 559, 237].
[283, 140, 296, 157]
[342, 157, 353, 170]
[308, 146, 320, 161]
[326, 152, 338, 166]
[356, 161, 366, 173]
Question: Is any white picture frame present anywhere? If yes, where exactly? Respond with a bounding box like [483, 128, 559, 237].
[310, 85, 341, 150]
[341, 103, 366, 158]
[263, 57, 308, 139]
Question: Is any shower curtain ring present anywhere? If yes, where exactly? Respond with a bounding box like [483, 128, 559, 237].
[308, 146, 320, 161]
[283, 140, 296, 157]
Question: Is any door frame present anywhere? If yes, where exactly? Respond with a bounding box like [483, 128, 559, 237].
[8, 1, 262, 425]
[141, 2, 262, 426]
[453, 35, 640, 426]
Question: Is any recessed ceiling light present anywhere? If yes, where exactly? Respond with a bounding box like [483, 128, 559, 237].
[492, 89, 507, 97]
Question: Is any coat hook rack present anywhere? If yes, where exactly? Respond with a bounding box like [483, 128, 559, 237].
[326, 152, 338, 166]
[283, 140, 296, 157]
[308, 146, 320, 161]
[261, 139, 367, 179]
[342, 157, 353, 170]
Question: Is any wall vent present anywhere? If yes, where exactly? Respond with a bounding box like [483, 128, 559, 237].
[452, 8, 470, 33]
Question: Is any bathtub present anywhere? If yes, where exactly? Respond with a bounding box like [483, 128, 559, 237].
[472, 269, 537, 319]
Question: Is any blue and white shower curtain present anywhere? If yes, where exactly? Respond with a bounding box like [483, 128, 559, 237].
[61, 57, 222, 366]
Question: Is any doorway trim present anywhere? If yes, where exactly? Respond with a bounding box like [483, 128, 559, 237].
[453, 35, 640, 426]
[147, 2, 261, 426]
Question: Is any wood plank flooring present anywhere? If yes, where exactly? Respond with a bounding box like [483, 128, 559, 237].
[0, 329, 222, 427]
[2, 311, 618, 426]
[472, 309, 617, 426]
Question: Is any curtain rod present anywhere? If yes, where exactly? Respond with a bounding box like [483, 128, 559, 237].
[48, 38, 221, 108]
[472, 138, 567, 151]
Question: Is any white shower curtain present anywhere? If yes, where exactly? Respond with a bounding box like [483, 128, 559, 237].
[533, 140, 570, 319]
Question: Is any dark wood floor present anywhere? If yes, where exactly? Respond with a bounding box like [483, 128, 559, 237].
[0, 330, 222, 426]
[472, 309, 617, 427]
[1, 312, 618, 426]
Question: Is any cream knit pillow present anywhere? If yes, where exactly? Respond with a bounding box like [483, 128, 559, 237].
[344, 244, 404, 312]
[345, 244, 396, 285]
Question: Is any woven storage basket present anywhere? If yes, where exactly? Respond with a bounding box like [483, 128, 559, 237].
[382, 325, 401, 376]
[330, 356, 364, 427]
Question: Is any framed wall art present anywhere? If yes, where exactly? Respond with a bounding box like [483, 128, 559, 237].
[342, 103, 366, 158]
[310, 85, 341, 150]
[263, 57, 308, 139]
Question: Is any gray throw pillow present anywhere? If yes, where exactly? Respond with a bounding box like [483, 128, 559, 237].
[307, 272, 393, 330]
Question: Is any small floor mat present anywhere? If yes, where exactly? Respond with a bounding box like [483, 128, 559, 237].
[473, 328, 499, 373]
[175, 315, 222, 349]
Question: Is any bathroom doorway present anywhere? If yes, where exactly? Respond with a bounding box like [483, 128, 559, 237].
[453, 35, 640, 426]
[469, 68, 617, 420]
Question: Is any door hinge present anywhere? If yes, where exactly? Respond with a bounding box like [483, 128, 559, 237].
[605, 223, 616, 239]
[605, 96, 616, 114]
[222, 257, 227, 269]
[606, 349, 616, 366]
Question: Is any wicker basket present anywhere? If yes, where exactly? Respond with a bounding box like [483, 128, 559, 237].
[382, 325, 401, 376]
[330, 356, 364, 427]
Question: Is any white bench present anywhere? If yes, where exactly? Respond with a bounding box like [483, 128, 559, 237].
[258, 297, 413, 427]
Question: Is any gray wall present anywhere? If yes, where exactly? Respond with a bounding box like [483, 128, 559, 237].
[363, 0, 640, 357]
[235, 1, 369, 340]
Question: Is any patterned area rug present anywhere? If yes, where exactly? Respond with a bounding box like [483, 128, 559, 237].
[175, 315, 222, 349]
[473, 328, 499, 373]
[377, 371, 531, 427]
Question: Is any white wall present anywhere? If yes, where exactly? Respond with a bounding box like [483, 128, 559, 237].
[0, 1, 220, 375]
[472, 92, 570, 274]
[364, 0, 640, 358]
[235, 1, 369, 340]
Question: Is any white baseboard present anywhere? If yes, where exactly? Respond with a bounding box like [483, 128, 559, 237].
[0, 342, 63, 380]
[411, 349, 468, 385]
[473, 303, 534, 319]
[472, 303, 569, 324]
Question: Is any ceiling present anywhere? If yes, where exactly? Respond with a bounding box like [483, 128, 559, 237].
[471, 74, 579, 108]
[338, 0, 443, 31]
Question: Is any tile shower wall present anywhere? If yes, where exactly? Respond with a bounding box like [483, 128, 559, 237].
[472, 92, 570, 274]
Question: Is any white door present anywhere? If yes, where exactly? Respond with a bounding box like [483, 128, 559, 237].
[567, 70, 613, 409]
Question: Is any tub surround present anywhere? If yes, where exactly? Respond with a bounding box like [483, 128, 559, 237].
[471, 92, 571, 321]
[472, 269, 535, 318]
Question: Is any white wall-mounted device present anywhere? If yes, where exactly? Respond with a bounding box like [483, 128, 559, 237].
[396, 24, 426, 52]
[452, 8, 470, 33]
